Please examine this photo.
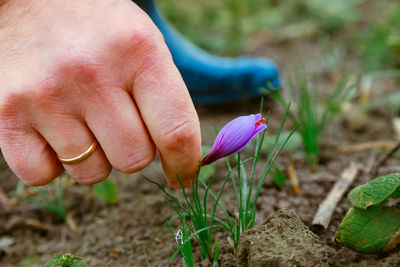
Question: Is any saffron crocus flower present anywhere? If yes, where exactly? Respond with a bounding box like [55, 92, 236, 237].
[201, 114, 267, 166]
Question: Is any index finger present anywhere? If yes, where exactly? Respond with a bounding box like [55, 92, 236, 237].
[129, 32, 202, 188]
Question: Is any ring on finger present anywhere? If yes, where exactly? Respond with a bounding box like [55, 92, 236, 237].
[57, 140, 98, 165]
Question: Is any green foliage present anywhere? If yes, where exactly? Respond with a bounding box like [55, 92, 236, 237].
[348, 173, 400, 209]
[45, 253, 86, 267]
[301, 0, 360, 32]
[335, 173, 400, 253]
[271, 70, 355, 170]
[319, 36, 347, 71]
[159, 0, 361, 56]
[93, 179, 119, 204]
[336, 206, 400, 254]
[14, 176, 67, 220]
[390, 188, 400, 198]
[224, 104, 297, 249]
[168, 217, 194, 267]
[143, 169, 228, 262]
[358, 3, 400, 70]
[262, 131, 301, 152]
[15, 254, 40, 267]
[270, 165, 286, 189]
[144, 101, 297, 262]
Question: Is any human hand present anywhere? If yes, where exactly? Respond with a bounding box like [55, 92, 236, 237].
[0, 0, 201, 188]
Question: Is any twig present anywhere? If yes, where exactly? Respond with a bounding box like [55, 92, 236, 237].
[312, 162, 359, 230]
[288, 162, 300, 195]
[393, 118, 400, 141]
[336, 140, 397, 153]
[370, 141, 400, 178]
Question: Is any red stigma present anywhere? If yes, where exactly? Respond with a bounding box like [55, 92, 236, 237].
[255, 118, 265, 126]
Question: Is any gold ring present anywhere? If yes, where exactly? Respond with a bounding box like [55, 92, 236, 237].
[57, 141, 98, 165]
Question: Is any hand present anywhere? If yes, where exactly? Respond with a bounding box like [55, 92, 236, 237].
[0, 0, 201, 188]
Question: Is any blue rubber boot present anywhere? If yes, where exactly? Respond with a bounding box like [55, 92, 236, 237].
[135, 0, 281, 104]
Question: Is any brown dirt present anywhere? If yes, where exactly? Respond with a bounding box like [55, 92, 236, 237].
[237, 209, 328, 267]
[1, 88, 399, 266]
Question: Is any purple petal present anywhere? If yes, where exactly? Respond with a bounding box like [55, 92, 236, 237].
[201, 114, 267, 165]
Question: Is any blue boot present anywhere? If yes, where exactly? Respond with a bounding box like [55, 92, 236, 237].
[135, 0, 281, 104]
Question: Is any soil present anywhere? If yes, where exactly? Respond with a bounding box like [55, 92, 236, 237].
[237, 209, 328, 267]
[1, 2, 400, 267]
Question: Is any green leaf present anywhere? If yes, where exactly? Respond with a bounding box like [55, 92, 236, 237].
[53, 254, 63, 260]
[44, 262, 58, 267]
[262, 131, 301, 152]
[335, 206, 400, 253]
[348, 173, 400, 209]
[93, 179, 118, 204]
[390, 187, 400, 198]
[72, 262, 86, 267]
[270, 165, 286, 189]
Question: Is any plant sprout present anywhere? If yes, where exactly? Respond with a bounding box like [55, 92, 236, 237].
[270, 70, 355, 170]
[45, 253, 86, 267]
[168, 217, 194, 267]
[215, 103, 297, 248]
[145, 99, 297, 264]
[14, 174, 67, 220]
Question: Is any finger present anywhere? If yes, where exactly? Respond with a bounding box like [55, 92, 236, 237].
[0, 128, 63, 186]
[35, 114, 111, 185]
[129, 34, 202, 188]
[84, 87, 155, 173]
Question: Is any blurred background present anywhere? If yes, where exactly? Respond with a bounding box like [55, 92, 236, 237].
[159, 0, 400, 72]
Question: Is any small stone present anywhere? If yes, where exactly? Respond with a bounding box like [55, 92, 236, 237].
[0, 236, 14, 253]
[237, 209, 328, 267]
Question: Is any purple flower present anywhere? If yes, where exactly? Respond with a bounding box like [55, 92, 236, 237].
[201, 114, 267, 166]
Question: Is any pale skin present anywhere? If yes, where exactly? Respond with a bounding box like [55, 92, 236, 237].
[0, 0, 202, 188]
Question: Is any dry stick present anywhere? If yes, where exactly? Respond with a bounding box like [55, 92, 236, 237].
[336, 140, 397, 153]
[370, 141, 400, 178]
[288, 162, 300, 195]
[393, 117, 400, 141]
[312, 162, 359, 230]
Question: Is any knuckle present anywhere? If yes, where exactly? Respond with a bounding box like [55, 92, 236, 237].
[160, 119, 199, 153]
[111, 22, 165, 55]
[113, 149, 155, 173]
[0, 94, 20, 126]
[56, 51, 101, 86]
[133, 28, 165, 52]
[129, 27, 169, 66]
[33, 77, 62, 101]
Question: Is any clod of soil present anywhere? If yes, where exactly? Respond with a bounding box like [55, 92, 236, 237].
[237, 209, 328, 267]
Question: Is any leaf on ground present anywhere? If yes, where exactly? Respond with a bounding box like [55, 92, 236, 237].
[335, 205, 400, 253]
[348, 173, 400, 209]
[390, 187, 400, 198]
[93, 179, 118, 204]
